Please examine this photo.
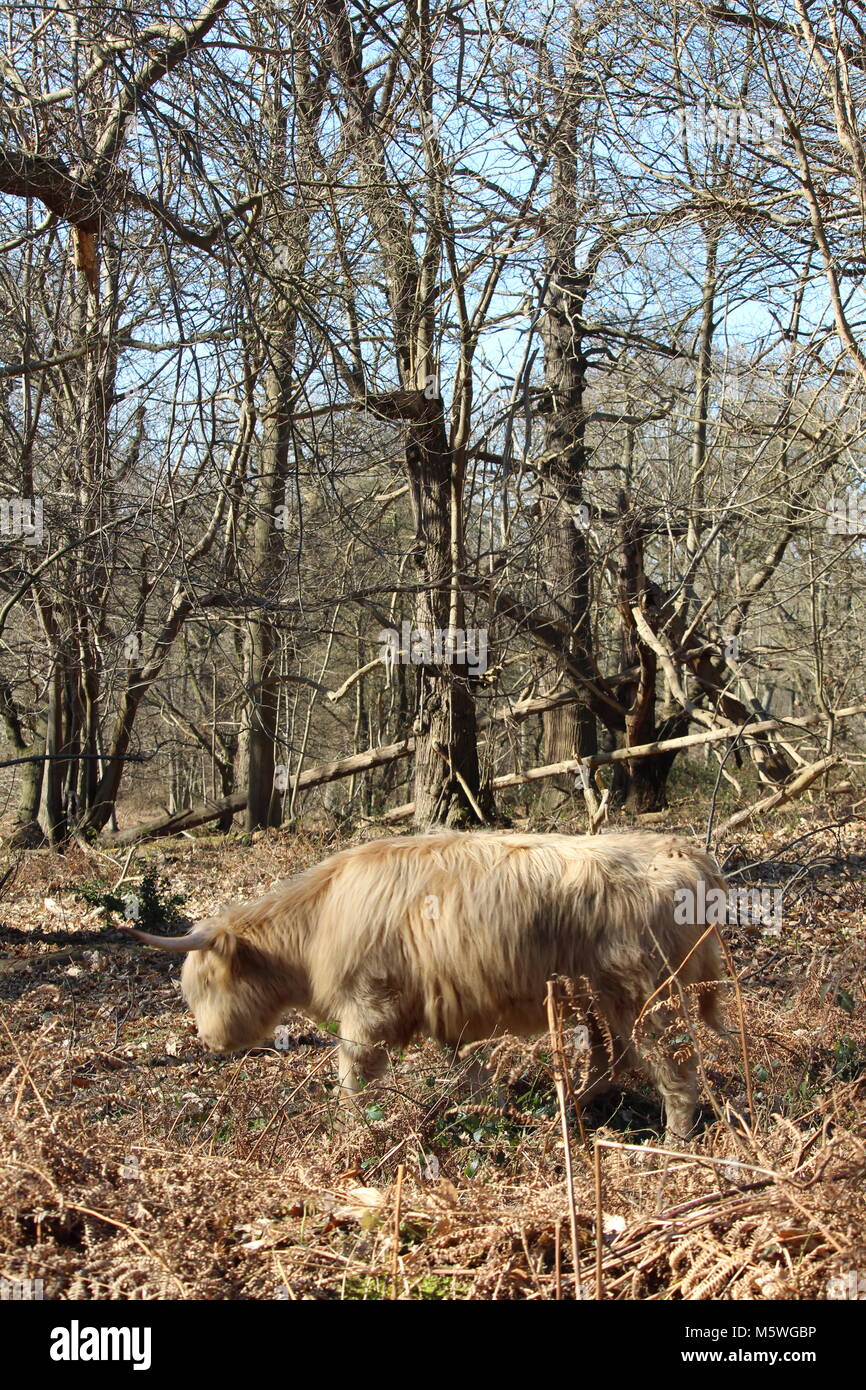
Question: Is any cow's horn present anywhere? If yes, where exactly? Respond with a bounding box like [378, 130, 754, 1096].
[122, 924, 213, 952]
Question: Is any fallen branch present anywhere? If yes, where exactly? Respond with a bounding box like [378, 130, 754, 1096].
[103, 701, 864, 842]
[715, 755, 839, 837]
[379, 705, 865, 822]
[103, 737, 412, 845]
[103, 688, 591, 844]
[631, 606, 725, 734]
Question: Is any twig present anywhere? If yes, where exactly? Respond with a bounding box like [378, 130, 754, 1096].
[67, 1204, 188, 1297]
[391, 1164, 405, 1300]
[594, 1141, 604, 1301]
[431, 742, 486, 822]
[1, 1016, 51, 1119]
[113, 844, 138, 890]
[546, 980, 583, 1299]
[593, 1137, 781, 1180]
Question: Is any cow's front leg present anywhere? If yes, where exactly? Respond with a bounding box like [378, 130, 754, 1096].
[336, 1028, 389, 1105]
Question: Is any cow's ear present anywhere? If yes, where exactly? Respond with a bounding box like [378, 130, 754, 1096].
[209, 926, 260, 980]
[207, 925, 239, 962]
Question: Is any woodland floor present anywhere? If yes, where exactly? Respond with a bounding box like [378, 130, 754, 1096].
[0, 810, 864, 1300]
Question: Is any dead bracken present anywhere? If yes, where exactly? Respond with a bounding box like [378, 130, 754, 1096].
[0, 821, 864, 1301]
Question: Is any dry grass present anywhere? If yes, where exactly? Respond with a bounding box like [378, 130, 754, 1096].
[0, 817, 864, 1300]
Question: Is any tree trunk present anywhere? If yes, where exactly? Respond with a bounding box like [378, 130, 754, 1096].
[0, 682, 47, 846]
[611, 496, 670, 812]
[407, 406, 486, 826]
[245, 15, 323, 830]
[245, 406, 283, 833]
[536, 43, 597, 811]
[43, 657, 67, 842]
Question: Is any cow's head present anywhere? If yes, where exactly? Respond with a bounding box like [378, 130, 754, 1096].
[125, 921, 292, 1052]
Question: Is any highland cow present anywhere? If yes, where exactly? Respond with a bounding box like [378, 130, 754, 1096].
[127, 830, 729, 1140]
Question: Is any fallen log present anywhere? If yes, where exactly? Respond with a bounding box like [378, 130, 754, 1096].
[715, 755, 839, 837]
[105, 701, 865, 843]
[378, 705, 866, 822]
[103, 688, 591, 845]
[103, 737, 412, 845]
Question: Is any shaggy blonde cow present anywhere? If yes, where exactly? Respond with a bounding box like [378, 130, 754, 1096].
[127, 830, 729, 1140]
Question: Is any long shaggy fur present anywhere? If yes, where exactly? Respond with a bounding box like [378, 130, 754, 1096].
[172, 831, 729, 1139]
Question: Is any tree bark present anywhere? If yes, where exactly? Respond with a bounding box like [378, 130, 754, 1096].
[536, 19, 598, 808]
[324, 0, 485, 827]
[0, 681, 47, 846]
